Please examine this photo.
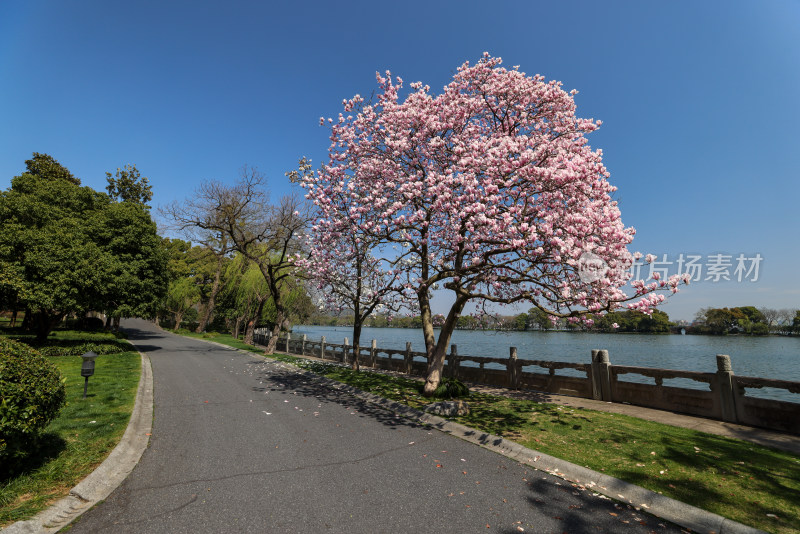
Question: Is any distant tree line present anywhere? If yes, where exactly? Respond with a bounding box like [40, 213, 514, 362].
[307, 305, 800, 336]
[306, 308, 673, 334]
[689, 306, 800, 336]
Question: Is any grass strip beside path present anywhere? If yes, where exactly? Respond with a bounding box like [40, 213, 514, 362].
[0, 350, 140, 526]
[176, 330, 265, 354]
[270, 354, 799, 534]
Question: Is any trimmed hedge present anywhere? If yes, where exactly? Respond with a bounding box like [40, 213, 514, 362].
[35, 341, 128, 357]
[4, 338, 129, 357]
[0, 338, 67, 458]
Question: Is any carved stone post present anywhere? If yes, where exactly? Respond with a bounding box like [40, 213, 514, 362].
[591, 349, 612, 401]
[301, 334, 307, 356]
[370, 339, 377, 368]
[404, 342, 412, 375]
[508, 347, 519, 389]
[344, 337, 350, 364]
[320, 336, 326, 360]
[285, 332, 291, 353]
[447, 344, 459, 379]
[715, 354, 738, 423]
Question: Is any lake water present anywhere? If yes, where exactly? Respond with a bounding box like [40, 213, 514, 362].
[292, 325, 800, 402]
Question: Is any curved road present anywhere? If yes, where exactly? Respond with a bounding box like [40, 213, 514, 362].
[68, 319, 681, 533]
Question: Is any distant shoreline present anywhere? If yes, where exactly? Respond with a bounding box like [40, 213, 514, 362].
[297, 324, 795, 338]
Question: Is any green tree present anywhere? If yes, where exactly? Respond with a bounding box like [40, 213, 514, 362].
[164, 277, 200, 331]
[106, 164, 153, 207]
[527, 308, 554, 331]
[262, 276, 314, 332]
[96, 200, 168, 326]
[189, 245, 228, 333]
[162, 238, 195, 281]
[222, 253, 271, 344]
[0, 154, 166, 340]
[735, 306, 766, 324]
[693, 308, 733, 335]
[693, 306, 769, 335]
[456, 315, 478, 330]
[637, 310, 671, 333]
[24, 152, 80, 185]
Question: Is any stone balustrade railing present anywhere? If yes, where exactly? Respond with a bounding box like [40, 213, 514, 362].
[251, 330, 799, 435]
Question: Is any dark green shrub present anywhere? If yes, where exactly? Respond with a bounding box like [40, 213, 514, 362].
[422, 377, 470, 399]
[78, 317, 105, 331]
[0, 338, 67, 459]
[35, 340, 128, 357]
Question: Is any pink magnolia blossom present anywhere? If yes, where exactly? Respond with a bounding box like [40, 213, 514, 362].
[303, 53, 687, 394]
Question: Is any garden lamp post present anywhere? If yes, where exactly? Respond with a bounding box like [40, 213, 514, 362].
[81, 351, 98, 399]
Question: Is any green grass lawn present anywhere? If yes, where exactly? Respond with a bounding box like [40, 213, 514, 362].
[0, 347, 140, 527]
[269, 354, 800, 534]
[176, 329, 266, 354]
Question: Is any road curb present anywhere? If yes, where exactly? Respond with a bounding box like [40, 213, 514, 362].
[2, 350, 154, 534]
[264, 354, 767, 534]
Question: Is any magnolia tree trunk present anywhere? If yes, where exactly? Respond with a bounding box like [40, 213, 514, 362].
[421, 293, 467, 397]
[422, 330, 458, 396]
[351, 323, 362, 371]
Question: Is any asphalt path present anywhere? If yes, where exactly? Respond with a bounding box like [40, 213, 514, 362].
[68, 319, 683, 533]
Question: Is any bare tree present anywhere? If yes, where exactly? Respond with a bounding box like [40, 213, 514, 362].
[759, 307, 779, 332]
[776, 308, 795, 335]
[167, 166, 310, 353]
[162, 199, 230, 333]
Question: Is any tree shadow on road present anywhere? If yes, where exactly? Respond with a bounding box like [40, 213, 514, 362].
[504, 476, 682, 534]
[248, 361, 430, 432]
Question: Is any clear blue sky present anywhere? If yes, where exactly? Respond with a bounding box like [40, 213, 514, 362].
[2, 1, 798, 321]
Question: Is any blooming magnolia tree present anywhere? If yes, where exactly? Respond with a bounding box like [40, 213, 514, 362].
[301, 231, 411, 370]
[303, 54, 688, 396]
[297, 158, 413, 370]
